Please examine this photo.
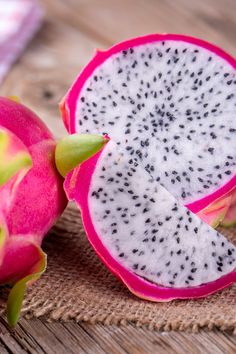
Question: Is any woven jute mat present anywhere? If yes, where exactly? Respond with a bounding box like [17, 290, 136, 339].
[1, 204, 236, 332]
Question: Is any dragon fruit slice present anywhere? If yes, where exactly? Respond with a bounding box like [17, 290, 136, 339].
[0, 97, 67, 325]
[61, 34, 236, 226]
[63, 140, 236, 300]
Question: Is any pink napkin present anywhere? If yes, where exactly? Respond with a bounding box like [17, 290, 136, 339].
[0, 0, 43, 84]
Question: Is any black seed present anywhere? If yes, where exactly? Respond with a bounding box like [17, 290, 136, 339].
[208, 147, 214, 154]
[191, 268, 197, 273]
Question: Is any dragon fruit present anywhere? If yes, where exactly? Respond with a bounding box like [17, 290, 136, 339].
[61, 34, 236, 226]
[57, 34, 236, 301]
[60, 140, 236, 300]
[0, 97, 67, 325]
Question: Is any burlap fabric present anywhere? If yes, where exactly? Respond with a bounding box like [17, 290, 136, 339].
[1, 204, 236, 332]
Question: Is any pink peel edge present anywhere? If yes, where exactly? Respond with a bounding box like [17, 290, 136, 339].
[64, 148, 236, 301]
[61, 33, 236, 214]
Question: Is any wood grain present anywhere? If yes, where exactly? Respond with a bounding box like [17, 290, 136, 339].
[0, 318, 236, 354]
[0, 0, 236, 352]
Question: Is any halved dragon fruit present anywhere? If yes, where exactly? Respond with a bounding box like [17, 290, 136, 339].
[61, 34, 236, 226]
[62, 140, 236, 300]
[0, 97, 67, 325]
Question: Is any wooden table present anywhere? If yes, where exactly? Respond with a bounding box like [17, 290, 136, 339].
[0, 0, 236, 352]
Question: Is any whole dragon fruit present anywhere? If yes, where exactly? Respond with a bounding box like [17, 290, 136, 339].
[58, 34, 236, 301]
[0, 97, 67, 325]
[61, 34, 236, 226]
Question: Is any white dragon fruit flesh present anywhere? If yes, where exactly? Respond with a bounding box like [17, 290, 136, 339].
[61, 34, 236, 225]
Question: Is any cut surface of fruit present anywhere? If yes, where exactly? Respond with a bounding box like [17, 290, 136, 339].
[62, 34, 236, 214]
[65, 141, 236, 300]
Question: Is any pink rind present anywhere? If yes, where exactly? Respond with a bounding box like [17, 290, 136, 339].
[64, 149, 236, 301]
[221, 190, 236, 227]
[62, 33, 236, 214]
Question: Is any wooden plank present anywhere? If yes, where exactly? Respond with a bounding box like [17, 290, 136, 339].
[81, 323, 236, 354]
[1, 319, 236, 354]
[39, 0, 236, 55]
[69, 323, 129, 354]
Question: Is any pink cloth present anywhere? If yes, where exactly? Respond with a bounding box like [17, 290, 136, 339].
[0, 0, 43, 84]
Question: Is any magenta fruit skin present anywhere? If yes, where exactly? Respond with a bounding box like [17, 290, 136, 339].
[0, 97, 67, 285]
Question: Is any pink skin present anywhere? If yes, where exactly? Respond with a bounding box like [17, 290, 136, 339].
[222, 189, 236, 226]
[0, 97, 67, 285]
[64, 148, 236, 301]
[196, 194, 233, 227]
[0, 97, 52, 146]
[60, 33, 236, 217]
